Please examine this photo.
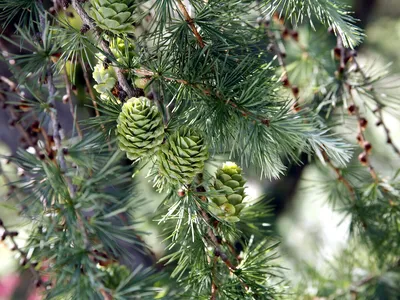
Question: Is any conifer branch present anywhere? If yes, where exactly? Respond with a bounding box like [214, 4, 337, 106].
[46, 64, 91, 250]
[352, 59, 400, 158]
[71, 0, 135, 98]
[335, 36, 378, 181]
[134, 68, 271, 126]
[348, 86, 379, 182]
[175, 0, 205, 48]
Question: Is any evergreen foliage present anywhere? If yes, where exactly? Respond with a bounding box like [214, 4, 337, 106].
[0, 0, 398, 299]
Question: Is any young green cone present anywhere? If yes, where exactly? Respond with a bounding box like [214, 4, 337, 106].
[117, 97, 165, 160]
[110, 37, 137, 68]
[158, 127, 208, 185]
[90, 0, 136, 34]
[93, 53, 117, 101]
[209, 162, 246, 222]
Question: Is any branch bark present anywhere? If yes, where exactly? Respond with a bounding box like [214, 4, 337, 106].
[176, 0, 205, 48]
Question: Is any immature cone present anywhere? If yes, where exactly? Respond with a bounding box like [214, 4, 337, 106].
[93, 53, 117, 100]
[110, 37, 137, 68]
[209, 162, 246, 223]
[117, 97, 164, 160]
[158, 127, 208, 184]
[90, 0, 135, 34]
[100, 263, 130, 290]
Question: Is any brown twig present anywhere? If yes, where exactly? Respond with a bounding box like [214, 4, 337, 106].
[264, 16, 302, 110]
[347, 88, 379, 182]
[322, 151, 356, 200]
[335, 37, 379, 182]
[351, 59, 400, 158]
[176, 0, 205, 48]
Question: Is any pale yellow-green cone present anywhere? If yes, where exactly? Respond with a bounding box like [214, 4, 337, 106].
[209, 162, 247, 222]
[93, 53, 117, 101]
[157, 127, 209, 185]
[99, 263, 130, 290]
[89, 0, 135, 34]
[117, 97, 164, 160]
[109, 37, 137, 68]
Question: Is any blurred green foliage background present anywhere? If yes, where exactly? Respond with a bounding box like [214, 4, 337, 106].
[1, 0, 400, 298]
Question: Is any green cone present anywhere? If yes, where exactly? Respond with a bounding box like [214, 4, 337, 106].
[117, 97, 165, 160]
[100, 263, 130, 290]
[158, 127, 209, 185]
[110, 37, 137, 68]
[93, 53, 117, 101]
[90, 0, 135, 34]
[209, 162, 246, 222]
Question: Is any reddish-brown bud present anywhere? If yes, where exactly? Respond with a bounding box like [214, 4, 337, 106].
[363, 141, 372, 153]
[282, 28, 290, 39]
[358, 152, 368, 165]
[356, 133, 363, 144]
[291, 30, 299, 41]
[177, 189, 185, 197]
[282, 76, 290, 87]
[261, 119, 270, 126]
[292, 101, 301, 112]
[359, 118, 368, 129]
[291, 85, 299, 97]
[347, 104, 356, 115]
[333, 47, 341, 60]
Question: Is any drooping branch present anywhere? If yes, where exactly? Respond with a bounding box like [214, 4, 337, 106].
[352, 59, 400, 158]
